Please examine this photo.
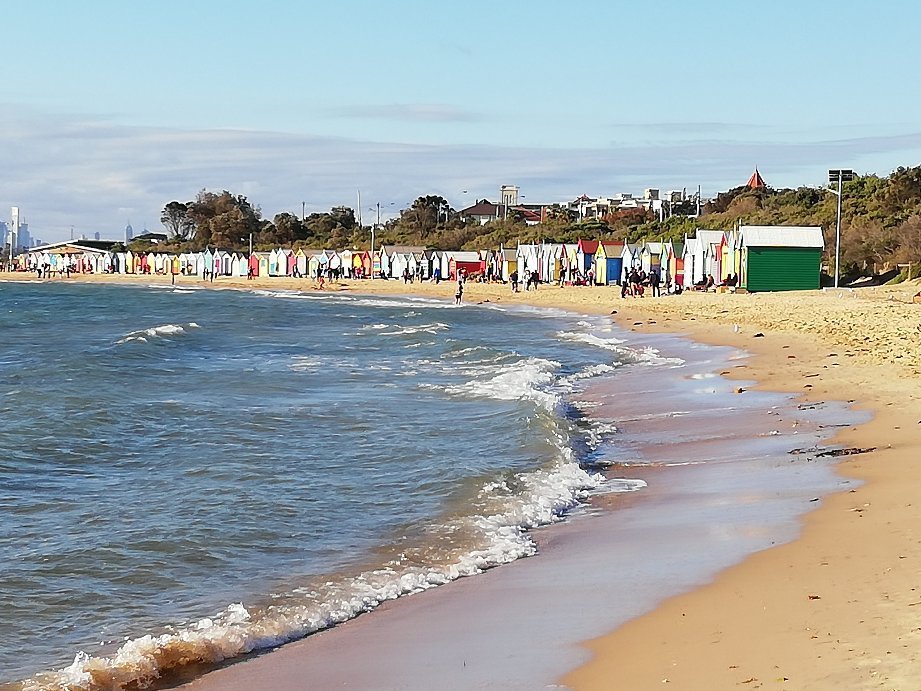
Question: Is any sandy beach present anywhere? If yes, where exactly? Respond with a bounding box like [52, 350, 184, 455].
[6, 272, 921, 689]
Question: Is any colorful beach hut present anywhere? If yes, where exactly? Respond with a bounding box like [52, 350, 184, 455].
[594, 241, 624, 285]
[738, 225, 824, 292]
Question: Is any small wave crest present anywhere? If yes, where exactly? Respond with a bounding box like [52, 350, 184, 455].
[116, 323, 200, 344]
[557, 331, 625, 351]
[379, 322, 449, 336]
[429, 356, 561, 412]
[22, 445, 633, 691]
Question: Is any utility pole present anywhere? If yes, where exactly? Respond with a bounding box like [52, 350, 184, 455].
[828, 169, 854, 289]
[371, 202, 379, 280]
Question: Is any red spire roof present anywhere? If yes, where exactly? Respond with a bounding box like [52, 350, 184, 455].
[747, 168, 766, 189]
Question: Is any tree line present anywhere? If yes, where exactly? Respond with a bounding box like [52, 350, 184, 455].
[149, 167, 921, 279]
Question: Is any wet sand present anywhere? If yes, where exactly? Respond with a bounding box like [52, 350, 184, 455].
[169, 321, 854, 691]
[5, 272, 921, 689]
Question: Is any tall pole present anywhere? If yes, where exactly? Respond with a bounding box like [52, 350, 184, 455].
[834, 173, 843, 289]
[371, 202, 379, 280]
[249, 232, 253, 256]
[301, 201, 305, 221]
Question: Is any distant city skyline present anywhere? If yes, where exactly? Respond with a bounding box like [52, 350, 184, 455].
[3, 1, 921, 243]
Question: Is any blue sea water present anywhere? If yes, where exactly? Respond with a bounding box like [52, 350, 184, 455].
[0, 281, 660, 689]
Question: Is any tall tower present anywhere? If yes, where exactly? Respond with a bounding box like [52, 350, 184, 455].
[10, 207, 20, 251]
[125, 222, 133, 244]
[500, 185, 519, 207]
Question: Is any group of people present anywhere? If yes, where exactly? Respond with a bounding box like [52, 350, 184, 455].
[508, 270, 541, 293]
[692, 273, 737, 291]
[620, 267, 663, 298]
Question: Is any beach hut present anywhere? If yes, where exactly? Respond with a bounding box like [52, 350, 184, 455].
[667, 240, 685, 289]
[390, 251, 411, 279]
[338, 250, 353, 277]
[593, 241, 624, 285]
[294, 249, 308, 277]
[576, 239, 599, 278]
[497, 248, 517, 282]
[230, 254, 245, 277]
[738, 225, 824, 292]
[327, 250, 341, 275]
[268, 248, 284, 276]
[619, 244, 638, 282]
[216, 251, 231, 276]
[539, 244, 564, 283]
[640, 242, 663, 275]
[516, 245, 540, 276]
[448, 251, 483, 280]
[690, 230, 724, 285]
[351, 250, 368, 278]
[703, 238, 722, 282]
[198, 250, 212, 278]
[681, 237, 698, 287]
[255, 252, 270, 277]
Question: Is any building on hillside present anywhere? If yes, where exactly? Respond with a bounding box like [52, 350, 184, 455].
[133, 231, 169, 244]
[460, 199, 503, 225]
[747, 168, 766, 190]
[500, 185, 519, 207]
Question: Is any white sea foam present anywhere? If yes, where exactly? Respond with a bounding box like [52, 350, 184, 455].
[116, 323, 199, 344]
[557, 331, 626, 351]
[23, 442, 641, 691]
[584, 419, 620, 451]
[380, 323, 449, 336]
[433, 356, 561, 412]
[289, 356, 324, 372]
[559, 363, 620, 388]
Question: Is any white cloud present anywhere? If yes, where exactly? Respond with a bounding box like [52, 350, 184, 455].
[2, 110, 920, 244]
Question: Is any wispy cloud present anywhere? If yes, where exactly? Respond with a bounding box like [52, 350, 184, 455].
[1, 111, 919, 243]
[331, 103, 479, 123]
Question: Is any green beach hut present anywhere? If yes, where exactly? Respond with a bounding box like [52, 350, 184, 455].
[738, 225, 824, 292]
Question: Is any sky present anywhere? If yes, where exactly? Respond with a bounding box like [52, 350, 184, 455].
[3, 0, 921, 243]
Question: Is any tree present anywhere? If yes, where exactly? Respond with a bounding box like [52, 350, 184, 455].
[161, 201, 196, 241]
[187, 190, 262, 249]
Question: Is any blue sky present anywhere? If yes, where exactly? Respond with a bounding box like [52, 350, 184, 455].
[3, 0, 921, 242]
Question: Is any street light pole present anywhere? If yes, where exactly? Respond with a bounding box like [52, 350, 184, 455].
[828, 169, 854, 289]
[371, 202, 379, 280]
[834, 175, 843, 289]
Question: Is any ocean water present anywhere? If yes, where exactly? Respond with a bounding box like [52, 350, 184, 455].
[0, 281, 664, 690]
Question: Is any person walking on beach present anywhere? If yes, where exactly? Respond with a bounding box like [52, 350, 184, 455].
[455, 275, 464, 304]
[649, 268, 661, 297]
[510, 270, 519, 292]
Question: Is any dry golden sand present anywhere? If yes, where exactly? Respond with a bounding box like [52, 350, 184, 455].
[6, 273, 921, 689]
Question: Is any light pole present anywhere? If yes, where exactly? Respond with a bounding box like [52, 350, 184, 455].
[368, 202, 397, 279]
[828, 169, 854, 288]
[371, 202, 379, 279]
[301, 201, 306, 221]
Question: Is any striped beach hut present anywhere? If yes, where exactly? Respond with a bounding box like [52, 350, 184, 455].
[667, 240, 685, 288]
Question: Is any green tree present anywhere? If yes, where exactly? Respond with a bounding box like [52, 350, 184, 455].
[161, 201, 196, 241]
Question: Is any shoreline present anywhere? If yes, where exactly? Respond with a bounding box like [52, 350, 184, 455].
[5, 273, 920, 689]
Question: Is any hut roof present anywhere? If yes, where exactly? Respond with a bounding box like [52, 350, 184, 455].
[739, 225, 824, 249]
